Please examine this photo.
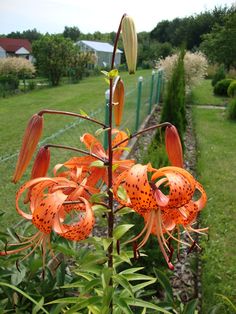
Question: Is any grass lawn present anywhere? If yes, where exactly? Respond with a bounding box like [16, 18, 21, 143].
[191, 79, 228, 106]
[192, 81, 236, 312]
[0, 69, 153, 228]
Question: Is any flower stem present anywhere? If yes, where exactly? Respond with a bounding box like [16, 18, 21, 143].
[44, 144, 106, 163]
[38, 109, 107, 128]
[112, 122, 172, 149]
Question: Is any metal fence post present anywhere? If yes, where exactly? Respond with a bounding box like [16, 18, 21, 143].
[155, 69, 163, 105]
[135, 76, 143, 132]
[104, 89, 110, 150]
[148, 70, 155, 114]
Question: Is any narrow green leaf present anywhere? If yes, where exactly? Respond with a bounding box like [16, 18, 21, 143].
[117, 186, 128, 202]
[91, 195, 109, 206]
[73, 271, 94, 281]
[123, 273, 156, 281]
[102, 238, 113, 251]
[32, 297, 44, 314]
[95, 128, 110, 136]
[113, 224, 134, 240]
[101, 70, 109, 76]
[119, 267, 144, 275]
[60, 296, 101, 313]
[47, 297, 79, 304]
[115, 297, 133, 314]
[113, 274, 134, 297]
[79, 109, 89, 117]
[108, 69, 119, 79]
[90, 160, 105, 168]
[0, 282, 49, 314]
[124, 298, 172, 313]
[132, 279, 156, 293]
[215, 294, 236, 312]
[153, 268, 174, 303]
[183, 298, 198, 314]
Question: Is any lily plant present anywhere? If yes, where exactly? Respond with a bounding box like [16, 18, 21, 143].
[0, 14, 207, 314]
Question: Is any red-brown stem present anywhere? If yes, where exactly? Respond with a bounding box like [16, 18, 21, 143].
[112, 122, 172, 149]
[44, 144, 106, 163]
[38, 109, 107, 128]
[107, 15, 127, 312]
[110, 13, 127, 69]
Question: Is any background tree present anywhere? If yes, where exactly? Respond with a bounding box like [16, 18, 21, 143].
[6, 29, 42, 42]
[200, 12, 236, 69]
[32, 35, 75, 86]
[63, 26, 81, 42]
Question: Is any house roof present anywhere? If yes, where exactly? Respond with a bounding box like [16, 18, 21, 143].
[78, 40, 122, 53]
[0, 38, 32, 53]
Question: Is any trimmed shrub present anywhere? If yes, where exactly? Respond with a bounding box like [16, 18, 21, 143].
[227, 80, 236, 98]
[160, 50, 186, 143]
[227, 98, 236, 120]
[213, 78, 233, 96]
[211, 64, 226, 86]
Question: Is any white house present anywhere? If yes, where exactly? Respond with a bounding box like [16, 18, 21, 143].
[76, 40, 122, 68]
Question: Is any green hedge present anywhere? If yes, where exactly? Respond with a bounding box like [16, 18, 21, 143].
[213, 78, 233, 96]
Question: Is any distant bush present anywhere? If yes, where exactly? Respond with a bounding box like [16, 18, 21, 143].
[0, 57, 35, 78]
[227, 98, 236, 120]
[211, 64, 226, 86]
[158, 51, 208, 94]
[227, 80, 236, 97]
[213, 78, 233, 96]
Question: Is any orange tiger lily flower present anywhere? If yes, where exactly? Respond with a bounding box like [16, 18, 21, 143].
[165, 125, 183, 167]
[113, 164, 207, 269]
[62, 130, 135, 186]
[1, 175, 95, 265]
[12, 114, 44, 183]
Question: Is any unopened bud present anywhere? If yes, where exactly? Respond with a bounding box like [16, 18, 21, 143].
[12, 114, 44, 183]
[165, 125, 183, 167]
[113, 78, 125, 126]
[121, 15, 137, 74]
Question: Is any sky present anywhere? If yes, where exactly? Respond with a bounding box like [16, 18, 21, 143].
[0, 0, 235, 35]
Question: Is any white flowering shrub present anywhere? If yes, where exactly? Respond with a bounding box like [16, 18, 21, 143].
[0, 57, 35, 78]
[158, 51, 208, 93]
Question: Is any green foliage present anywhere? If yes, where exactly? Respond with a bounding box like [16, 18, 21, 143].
[6, 28, 42, 42]
[211, 64, 226, 86]
[160, 50, 186, 143]
[63, 26, 81, 42]
[191, 79, 228, 106]
[0, 74, 19, 95]
[227, 97, 236, 120]
[193, 108, 236, 312]
[150, 6, 232, 50]
[32, 35, 76, 86]
[227, 80, 236, 97]
[213, 78, 233, 96]
[200, 12, 236, 69]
